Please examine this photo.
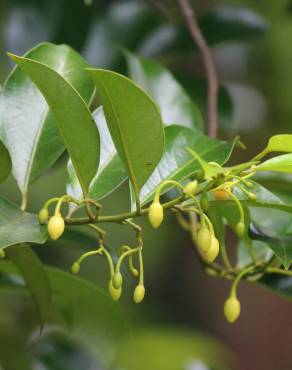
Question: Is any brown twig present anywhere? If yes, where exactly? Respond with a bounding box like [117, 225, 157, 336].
[178, 0, 218, 138]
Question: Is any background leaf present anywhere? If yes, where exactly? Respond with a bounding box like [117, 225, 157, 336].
[87, 68, 164, 204]
[0, 43, 95, 195]
[67, 107, 127, 202]
[7, 244, 52, 329]
[8, 52, 100, 196]
[125, 51, 203, 130]
[0, 139, 11, 184]
[0, 197, 47, 249]
[137, 125, 237, 207]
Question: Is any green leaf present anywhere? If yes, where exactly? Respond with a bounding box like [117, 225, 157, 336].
[261, 274, 292, 300]
[8, 50, 100, 196]
[266, 134, 292, 153]
[87, 68, 164, 204]
[0, 262, 126, 364]
[6, 244, 52, 329]
[125, 51, 203, 130]
[115, 327, 233, 370]
[249, 223, 292, 269]
[136, 125, 237, 207]
[257, 154, 292, 173]
[0, 139, 11, 183]
[67, 107, 127, 201]
[237, 239, 271, 268]
[0, 43, 95, 195]
[200, 5, 269, 45]
[0, 197, 47, 249]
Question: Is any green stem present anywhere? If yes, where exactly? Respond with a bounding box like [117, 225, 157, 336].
[154, 180, 184, 202]
[116, 247, 140, 272]
[230, 266, 254, 297]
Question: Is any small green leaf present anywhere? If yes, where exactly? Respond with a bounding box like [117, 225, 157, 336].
[7, 244, 52, 329]
[125, 51, 203, 130]
[8, 51, 100, 196]
[1, 43, 95, 195]
[0, 140, 11, 183]
[67, 107, 127, 201]
[266, 134, 292, 153]
[187, 148, 224, 181]
[136, 125, 237, 207]
[0, 197, 47, 249]
[87, 68, 164, 205]
[257, 154, 292, 173]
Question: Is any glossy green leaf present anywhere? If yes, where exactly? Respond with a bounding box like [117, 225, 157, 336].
[0, 139, 11, 183]
[0, 43, 95, 195]
[87, 68, 164, 204]
[67, 107, 127, 201]
[125, 51, 203, 130]
[257, 154, 292, 173]
[261, 274, 292, 300]
[249, 222, 292, 269]
[8, 51, 100, 196]
[115, 328, 233, 370]
[237, 239, 271, 268]
[0, 197, 47, 249]
[137, 125, 237, 207]
[7, 244, 52, 329]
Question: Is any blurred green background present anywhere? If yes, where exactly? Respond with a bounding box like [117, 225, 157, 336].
[1, 1, 292, 369]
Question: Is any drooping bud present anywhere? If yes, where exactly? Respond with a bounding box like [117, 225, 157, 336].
[236, 222, 245, 237]
[224, 296, 241, 323]
[148, 201, 164, 229]
[203, 236, 219, 263]
[108, 280, 122, 301]
[71, 262, 80, 274]
[113, 271, 123, 289]
[48, 213, 65, 240]
[38, 208, 49, 224]
[0, 249, 5, 259]
[133, 284, 145, 304]
[247, 192, 257, 201]
[183, 180, 198, 195]
[197, 226, 212, 253]
[213, 189, 229, 200]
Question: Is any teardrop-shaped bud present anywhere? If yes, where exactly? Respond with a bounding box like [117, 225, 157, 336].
[113, 271, 123, 289]
[38, 208, 49, 224]
[197, 226, 212, 253]
[236, 222, 245, 237]
[148, 201, 164, 229]
[108, 280, 122, 301]
[213, 189, 229, 200]
[183, 180, 198, 195]
[48, 214, 65, 240]
[203, 236, 219, 263]
[71, 262, 80, 274]
[224, 296, 241, 323]
[133, 284, 145, 304]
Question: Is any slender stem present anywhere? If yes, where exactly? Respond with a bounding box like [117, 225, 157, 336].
[220, 242, 232, 271]
[66, 195, 183, 225]
[21, 192, 28, 211]
[266, 267, 292, 276]
[178, 0, 218, 137]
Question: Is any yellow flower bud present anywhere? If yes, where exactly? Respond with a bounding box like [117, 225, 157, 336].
[71, 262, 80, 274]
[38, 208, 49, 224]
[203, 236, 219, 263]
[148, 201, 164, 229]
[0, 249, 5, 259]
[213, 189, 229, 200]
[133, 284, 145, 304]
[113, 271, 123, 289]
[197, 226, 211, 253]
[236, 222, 245, 237]
[183, 180, 198, 195]
[248, 192, 257, 201]
[108, 280, 122, 301]
[224, 296, 241, 323]
[48, 214, 65, 240]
